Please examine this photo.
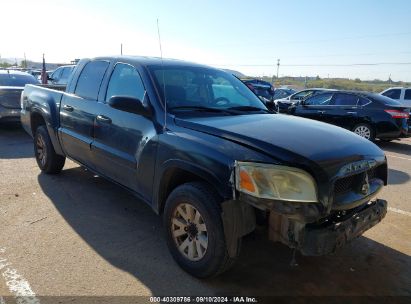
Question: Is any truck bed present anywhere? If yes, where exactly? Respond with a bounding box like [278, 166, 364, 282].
[32, 84, 67, 92]
[20, 84, 66, 138]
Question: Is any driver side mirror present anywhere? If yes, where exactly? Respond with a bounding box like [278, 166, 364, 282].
[108, 96, 151, 117]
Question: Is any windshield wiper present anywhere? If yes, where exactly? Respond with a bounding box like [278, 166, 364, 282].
[169, 106, 235, 114]
[227, 106, 270, 113]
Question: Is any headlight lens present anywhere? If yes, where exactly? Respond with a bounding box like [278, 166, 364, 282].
[235, 162, 318, 202]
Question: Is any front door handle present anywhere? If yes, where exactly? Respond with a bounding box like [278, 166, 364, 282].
[317, 110, 326, 114]
[63, 104, 74, 112]
[347, 112, 357, 115]
[96, 115, 112, 124]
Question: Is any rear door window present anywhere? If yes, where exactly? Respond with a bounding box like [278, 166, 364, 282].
[404, 89, 411, 100]
[382, 89, 401, 100]
[331, 93, 358, 106]
[75, 61, 109, 100]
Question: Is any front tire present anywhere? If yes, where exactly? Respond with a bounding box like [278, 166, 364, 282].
[353, 123, 375, 141]
[34, 125, 65, 174]
[163, 182, 237, 278]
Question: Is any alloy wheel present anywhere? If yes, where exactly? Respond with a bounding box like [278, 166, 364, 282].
[171, 203, 208, 261]
[36, 135, 47, 166]
[354, 125, 371, 139]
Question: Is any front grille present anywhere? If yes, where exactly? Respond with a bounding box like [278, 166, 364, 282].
[334, 164, 385, 196]
[334, 174, 363, 195]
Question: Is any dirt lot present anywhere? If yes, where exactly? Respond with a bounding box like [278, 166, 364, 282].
[0, 125, 410, 303]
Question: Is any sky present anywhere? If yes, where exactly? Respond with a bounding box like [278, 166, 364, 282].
[1, 0, 410, 81]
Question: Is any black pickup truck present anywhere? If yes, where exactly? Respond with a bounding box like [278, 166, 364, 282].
[21, 56, 388, 278]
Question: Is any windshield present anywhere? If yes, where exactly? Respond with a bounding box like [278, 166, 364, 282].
[0, 73, 39, 86]
[147, 65, 267, 112]
[274, 89, 295, 99]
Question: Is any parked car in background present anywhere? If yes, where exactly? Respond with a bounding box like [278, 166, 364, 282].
[289, 90, 410, 141]
[273, 88, 296, 100]
[275, 88, 335, 113]
[21, 56, 388, 278]
[34, 70, 54, 83]
[49, 65, 75, 85]
[0, 70, 39, 123]
[28, 69, 42, 78]
[380, 87, 411, 107]
[242, 79, 275, 110]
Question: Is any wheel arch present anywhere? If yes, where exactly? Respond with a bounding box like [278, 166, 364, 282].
[153, 160, 234, 215]
[30, 108, 65, 156]
[30, 110, 47, 134]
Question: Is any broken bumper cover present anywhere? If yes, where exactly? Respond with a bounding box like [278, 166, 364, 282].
[300, 199, 387, 256]
[239, 192, 324, 223]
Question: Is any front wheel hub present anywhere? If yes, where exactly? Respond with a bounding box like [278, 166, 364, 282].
[187, 223, 199, 239]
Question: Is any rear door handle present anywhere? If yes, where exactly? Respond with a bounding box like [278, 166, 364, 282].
[317, 110, 326, 114]
[96, 115, 112, 124]
[347, 112, 357, 115]
[63, 104, 74, 112]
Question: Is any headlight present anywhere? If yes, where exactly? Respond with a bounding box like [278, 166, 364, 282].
[235, 161, 318, 202]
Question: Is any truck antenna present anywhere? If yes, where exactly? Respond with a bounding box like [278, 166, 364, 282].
[157, 18, 167, 131]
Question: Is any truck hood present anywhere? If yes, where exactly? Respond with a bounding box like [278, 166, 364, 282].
[174, 114, 385, 176]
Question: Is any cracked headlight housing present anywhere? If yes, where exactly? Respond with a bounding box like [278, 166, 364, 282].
[235, 161, 318, 203]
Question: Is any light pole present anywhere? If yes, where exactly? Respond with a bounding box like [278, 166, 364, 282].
[276, 59, 280, 79]
[276, 59, 280, 85]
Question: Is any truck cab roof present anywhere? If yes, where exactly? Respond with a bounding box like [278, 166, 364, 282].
[92, 55, 213, 69]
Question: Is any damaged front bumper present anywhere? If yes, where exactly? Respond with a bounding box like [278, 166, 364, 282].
[266, 199, 387, 257]
[300, 199, 387, 255]
[222, 198, 387, 259]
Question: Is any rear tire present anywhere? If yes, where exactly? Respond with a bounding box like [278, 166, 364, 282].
[353, 123, 375, 141]
[34, 125, 65, 174]
[163, 182, 238, 278]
